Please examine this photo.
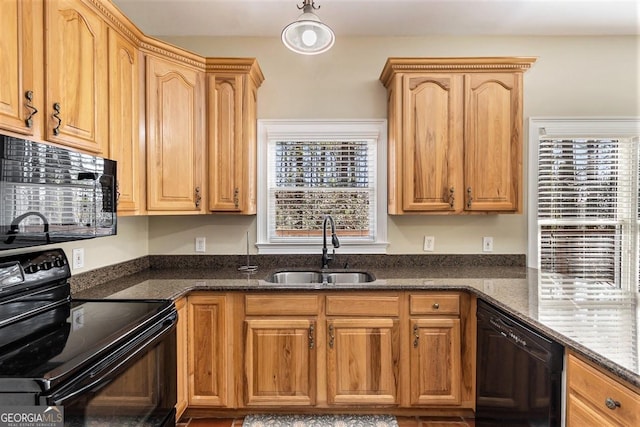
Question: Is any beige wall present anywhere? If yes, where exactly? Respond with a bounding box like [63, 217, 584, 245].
[6, 37, 636, 272]
[1, 216, 149, 274]
[144, 35, 637, 256]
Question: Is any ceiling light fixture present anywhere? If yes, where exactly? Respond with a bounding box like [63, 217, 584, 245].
[281, 0, 335, 55]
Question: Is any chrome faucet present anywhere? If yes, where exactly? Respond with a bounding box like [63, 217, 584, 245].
[321, 215, 340, 269]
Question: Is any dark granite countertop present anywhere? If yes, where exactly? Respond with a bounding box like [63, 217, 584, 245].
[74, 263, 639, 390]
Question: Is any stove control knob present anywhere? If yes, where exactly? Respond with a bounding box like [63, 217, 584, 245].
[41, 261, 53, 270]
[53, 257, 65, 267]
[24, 264, 40, 274]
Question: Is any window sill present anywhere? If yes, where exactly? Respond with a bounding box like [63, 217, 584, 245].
[256, 241, 389, 255]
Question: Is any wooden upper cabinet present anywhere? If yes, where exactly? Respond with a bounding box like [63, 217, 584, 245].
[464, 73, 522, 212]
[107, 28, 142, 215]
[380, 57, 536, 214]
[206, 59, 264, 214]
[0, 0, 40, 137]
[45, 0, 108, 154]
[401, 74, 463, 212]
[146, 54, 205, 213]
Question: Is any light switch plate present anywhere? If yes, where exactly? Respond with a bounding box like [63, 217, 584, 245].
[482, 236, 493, 252]
[423, 236, 435, 252]
[195, 237, 206, 253]
[72, 248, 84, 269]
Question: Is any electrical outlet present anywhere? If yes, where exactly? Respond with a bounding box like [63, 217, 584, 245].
[195, 237, 206, 253]
[423, 236, 435, 252]
[483, 236, 493, 252]
[72, 248, 84, 269]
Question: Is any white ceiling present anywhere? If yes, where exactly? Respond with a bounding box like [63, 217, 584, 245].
[112, 0, 639, 38]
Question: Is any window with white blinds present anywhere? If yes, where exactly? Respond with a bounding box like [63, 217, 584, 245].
[271, 140, 375, 239]
[257, 120, 388, 254]
[537, 137, 639, 291]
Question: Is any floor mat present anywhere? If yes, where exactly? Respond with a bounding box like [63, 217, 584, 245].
[242, 414, 399, 427]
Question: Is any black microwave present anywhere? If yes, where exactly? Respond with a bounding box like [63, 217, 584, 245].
[0, 135, 117, 250]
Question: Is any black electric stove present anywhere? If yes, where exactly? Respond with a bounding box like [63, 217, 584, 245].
[0, 249, 177, 426]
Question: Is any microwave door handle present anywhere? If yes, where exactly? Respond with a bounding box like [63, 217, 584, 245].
[42, 319, 175, 406]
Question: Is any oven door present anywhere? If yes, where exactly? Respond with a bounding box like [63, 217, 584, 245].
[40, 314, 177, 427]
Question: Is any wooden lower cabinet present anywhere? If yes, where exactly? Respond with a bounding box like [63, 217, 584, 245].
[243, 294, 320, 407]
[180, 291, 474, 415]
[406, 292, 474, 409]
[187, 294, 231, 407]
[326, 317, 400, 406]
[175, 297, 188, 419]
[409, 318, 461, 405]
[244, 318, 316, 406]
[566, 351, 640, 427]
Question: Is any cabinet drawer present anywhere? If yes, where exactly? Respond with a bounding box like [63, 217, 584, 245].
[410, 294, 460, 315]
[245, 294, 320, 316]
[326, 295, 400, 317]
[567, 353, 640, 427]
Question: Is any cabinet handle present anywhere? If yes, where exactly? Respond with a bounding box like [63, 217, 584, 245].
[605, 397, 621, 410]
[466, 187, 473, 208]
[308, 324, 315, 349]
[24, 91, 38, 128]
[413, 323, 419, 348]
[52, 102, 62, 136]
[233, 187, 239, 209]
[195, 187, 201, 208]
[448, 187, 455, 208]
[328, 324, 334, 349]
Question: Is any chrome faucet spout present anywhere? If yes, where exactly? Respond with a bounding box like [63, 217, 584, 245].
[321, 215, 340, 269]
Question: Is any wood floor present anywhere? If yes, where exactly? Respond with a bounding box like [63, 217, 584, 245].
[178, 416, 475, 427]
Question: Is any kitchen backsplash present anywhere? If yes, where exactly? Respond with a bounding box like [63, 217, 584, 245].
[70, 253, 525, 294]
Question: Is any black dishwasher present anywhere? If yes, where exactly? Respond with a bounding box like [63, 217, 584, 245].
[476, 300, 563, 427]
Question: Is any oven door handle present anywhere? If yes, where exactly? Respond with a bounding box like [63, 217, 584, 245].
[41, 314, 176, 406]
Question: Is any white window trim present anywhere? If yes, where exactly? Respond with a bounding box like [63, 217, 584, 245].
[256, 119, 389, 255]
[527, 117, 640, 269]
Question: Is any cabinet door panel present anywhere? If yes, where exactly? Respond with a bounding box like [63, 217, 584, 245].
[327, 318, 399, 406]
[402, 74, 463, 212]
[208, 74, 243, 212]
[464, 73, 521, 212]
[244, 319, 316, 406]
[175, 298, 188, 418]
[0, 0, 37, 136]
[108, 28, 141, 214]
[567, 353, 640, 427]
[567, 391, 614, 427]
[146, 55, 204, 212]
[410, 318, 461, 406]
[45, 0, 108, 154]
[188, 295, 228, 407]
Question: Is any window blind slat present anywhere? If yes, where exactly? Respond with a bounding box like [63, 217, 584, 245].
[538, 138, 637, 290]
[269, 140, 376, 241]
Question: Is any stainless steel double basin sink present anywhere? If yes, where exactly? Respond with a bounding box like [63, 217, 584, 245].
[265, 270, 375, 284]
